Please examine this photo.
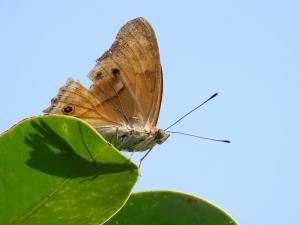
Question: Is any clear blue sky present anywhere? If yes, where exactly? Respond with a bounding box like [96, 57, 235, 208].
[1, 1, 299, 224]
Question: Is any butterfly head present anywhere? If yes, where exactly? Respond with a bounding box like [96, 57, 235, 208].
[154, 128, 170, 145]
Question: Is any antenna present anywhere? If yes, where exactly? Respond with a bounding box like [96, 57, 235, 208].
[168, 131, 230, 143]
[165, 93, 218, 131]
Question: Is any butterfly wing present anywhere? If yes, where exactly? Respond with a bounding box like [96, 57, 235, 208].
[43, 78, 126, 128]
[88, 17, 163, 130]
[45, 17, 163, 133]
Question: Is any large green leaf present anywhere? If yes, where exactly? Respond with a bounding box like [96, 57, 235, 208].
[0, 115, 139, 225]
[105, 191, 238, 225]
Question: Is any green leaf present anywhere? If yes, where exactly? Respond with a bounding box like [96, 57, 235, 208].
[0, 115, 139, 225]
[105, 191, 239, 225]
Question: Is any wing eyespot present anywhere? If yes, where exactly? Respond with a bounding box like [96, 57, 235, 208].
[112, 68, 120, 77]
[62, 105, 74, 114]
[51, 98, 57, 106]
[95, 72, 103, 80]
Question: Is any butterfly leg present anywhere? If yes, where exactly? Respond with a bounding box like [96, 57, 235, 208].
[138, 147, 154, 168]
[110, 127, 119, 148]
[127, 151, 135, 163]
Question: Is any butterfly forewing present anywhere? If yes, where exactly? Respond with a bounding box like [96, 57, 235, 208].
[88, 17, 163, 130]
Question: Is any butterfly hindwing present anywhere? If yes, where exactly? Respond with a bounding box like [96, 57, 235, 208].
[43, 79, 125, 127]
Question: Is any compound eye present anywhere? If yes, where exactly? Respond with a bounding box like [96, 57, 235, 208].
[156, 129, 164, 139]
[62, 105, 74, 114]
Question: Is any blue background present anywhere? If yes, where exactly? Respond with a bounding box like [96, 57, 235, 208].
[1, 1, 299, 224]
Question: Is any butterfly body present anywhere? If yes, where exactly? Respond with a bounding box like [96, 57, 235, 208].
[97, 126, 168, 152]
[44, 17, 170, 152]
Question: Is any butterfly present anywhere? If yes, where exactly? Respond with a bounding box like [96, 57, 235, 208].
[44, 17, 170, 158]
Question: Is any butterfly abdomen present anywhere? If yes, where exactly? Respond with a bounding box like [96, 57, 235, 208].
[96, 126, 158, 152]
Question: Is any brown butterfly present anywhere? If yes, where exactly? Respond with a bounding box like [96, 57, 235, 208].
[44, 17, 170, 158]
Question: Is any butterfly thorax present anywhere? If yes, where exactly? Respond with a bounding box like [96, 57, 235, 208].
[96, 126, 169, 152]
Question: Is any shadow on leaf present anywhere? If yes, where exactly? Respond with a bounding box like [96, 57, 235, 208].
[24, 120, 136, 179]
